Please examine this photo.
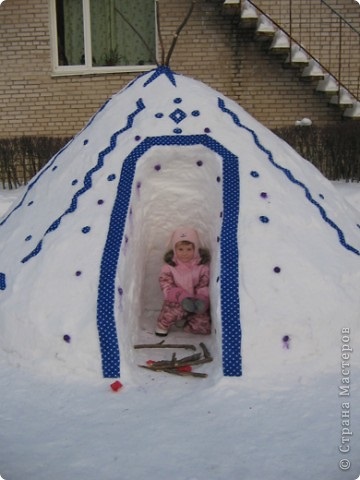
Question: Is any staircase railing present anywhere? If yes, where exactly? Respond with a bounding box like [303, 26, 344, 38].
[243, 0, 360, 103]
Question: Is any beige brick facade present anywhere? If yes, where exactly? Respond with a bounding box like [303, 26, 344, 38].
[0, 0, 359, 137]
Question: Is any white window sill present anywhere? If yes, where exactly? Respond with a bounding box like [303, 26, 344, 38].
[51, 64, 156, 77]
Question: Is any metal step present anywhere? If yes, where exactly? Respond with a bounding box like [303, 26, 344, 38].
[343, 101, 360, 119]
[240, 0, 258, 27]
[329, 88, 354, 107]
[269, 30, 291, 54]
[316, 74, 339, 95]
[301, 59, 324, 80]
[255, 14, 276, 40]
[284, 45, 309, 67]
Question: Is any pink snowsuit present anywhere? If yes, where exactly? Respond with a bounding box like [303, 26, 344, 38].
[156, 228, 211, 335]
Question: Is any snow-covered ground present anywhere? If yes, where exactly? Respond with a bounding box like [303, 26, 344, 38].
[0, 180, 359, 480]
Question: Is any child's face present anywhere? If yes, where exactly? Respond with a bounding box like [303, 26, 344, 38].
[175, 241, 195, 263]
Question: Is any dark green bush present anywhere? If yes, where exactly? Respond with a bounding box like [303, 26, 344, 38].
[0, 136, 71, 189]
[273, 122, 360, 181]
[0, 125, 359, 189]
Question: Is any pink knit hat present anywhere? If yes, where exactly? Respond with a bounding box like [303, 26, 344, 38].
[171, 227, 201, 256]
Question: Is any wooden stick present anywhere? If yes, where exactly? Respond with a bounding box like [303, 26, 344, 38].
[200, 342, 212, 360]
[163, 368, 208, 378]
[139, 365, 208, 378]
[134, 341, 197, 351]
[139, 354, 211, 372]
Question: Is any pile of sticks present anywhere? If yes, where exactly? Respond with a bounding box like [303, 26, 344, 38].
[134, 341, 213, 378]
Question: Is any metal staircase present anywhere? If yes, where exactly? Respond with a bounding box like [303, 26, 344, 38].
[222, 0, 360, 119]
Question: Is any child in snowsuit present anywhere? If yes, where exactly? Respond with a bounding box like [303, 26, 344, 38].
[155, 227, 211, 337]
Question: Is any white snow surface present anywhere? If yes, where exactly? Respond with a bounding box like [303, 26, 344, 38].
[0, 68, 359, 480]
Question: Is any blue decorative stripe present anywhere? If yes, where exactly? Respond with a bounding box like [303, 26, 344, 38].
[218, 98, 360, 256]
[21, 99, 146, 264]
[0, 272, 6, 290]
[97, 134, 241, 378]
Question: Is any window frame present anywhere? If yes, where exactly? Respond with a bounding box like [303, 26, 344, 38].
[49, 0, 157, 77]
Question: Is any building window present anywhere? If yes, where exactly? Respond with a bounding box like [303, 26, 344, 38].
[52, 0, 156, 74]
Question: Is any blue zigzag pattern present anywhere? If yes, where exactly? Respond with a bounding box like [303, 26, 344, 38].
[218, 98, 360, 256]
[1, 97, 113, 229]
[21, 99, 145, 264]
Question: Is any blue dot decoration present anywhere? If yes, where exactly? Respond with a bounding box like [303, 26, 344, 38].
[82, 226, 91, 234]
[107, 174, 116, 182]
[155, 113, 163, 118]
[319, 193, 324, 199]
[52, 166, 58, 171]
[250, 171, 259, 178]
[63, 334, 71, 343]
[260, 192, 268, 199]
[173, 128, 182, 134]
[75, 271, 82, 276]
[135, 135, 141, 141]
[259, 216, 270, 223]
[192, 110, 200, 117]
[83, 139, 89, 145]
[273, 266, 281, 273]
[97, 199, 104, 205]
[154, 164, 161, 171]
[174, 97, 182, 104]
[72, 179, 78, 186]
[204, 128, 211, 133]
[27, 201, 34, 207]
[0, 273, 6, 291]
[197, 160, 203, 166]
[25, 235, 32, 242]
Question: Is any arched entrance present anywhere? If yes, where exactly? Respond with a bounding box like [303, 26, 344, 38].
[97, 134, 241, 378]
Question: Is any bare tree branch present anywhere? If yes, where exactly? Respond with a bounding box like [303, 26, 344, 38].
[114, 6, 159, 66]
[165, 1, 196, 66]
[156, 0, 165, 66]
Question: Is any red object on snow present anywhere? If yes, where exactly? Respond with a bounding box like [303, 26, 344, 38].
[110, 380, 123, 392]
[176, 365, 192, 373]
[146, 360, 155, 365]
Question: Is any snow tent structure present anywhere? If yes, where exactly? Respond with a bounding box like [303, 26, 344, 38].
[0, 66, 359, 381]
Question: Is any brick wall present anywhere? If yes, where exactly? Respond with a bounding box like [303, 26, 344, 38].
[0, 0, 358, 138]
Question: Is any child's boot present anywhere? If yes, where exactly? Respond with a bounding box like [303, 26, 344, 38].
[155, 326, 168, 337]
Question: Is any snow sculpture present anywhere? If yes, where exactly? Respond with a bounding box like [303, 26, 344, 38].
[0, 66, 359, 381]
